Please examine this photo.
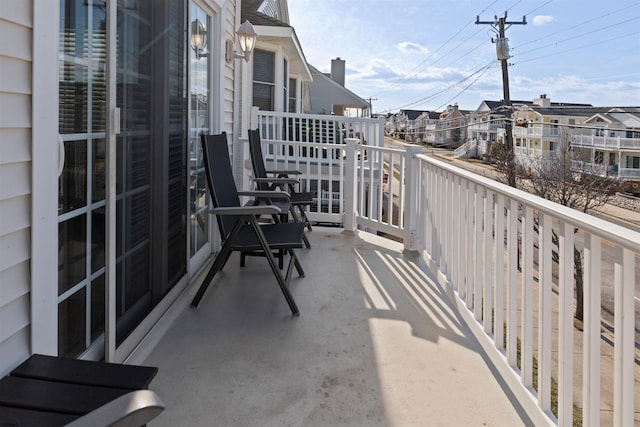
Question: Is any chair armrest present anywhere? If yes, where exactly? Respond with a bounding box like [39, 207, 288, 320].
[253, 177, 300, 185]
[238, 190, 291, 201]
[66, 390, 165, 427]
[210, 205, 282, 215]
[265, 169, 303, 176]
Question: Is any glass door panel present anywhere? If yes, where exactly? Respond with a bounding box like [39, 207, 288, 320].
[189, 3, 211, 259]
[58, 0, 107, 358]
[114, 0, 187, 344]
[58, 0, 189, 358]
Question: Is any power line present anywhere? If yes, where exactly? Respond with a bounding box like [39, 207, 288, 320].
[380, 59, 497, 112]
[515, 15, 640, 57]
[433, 61, 498, 111]
[517, 3, 640, 49]
[513, 30, 640, 65]
[374, 0, 500, 95]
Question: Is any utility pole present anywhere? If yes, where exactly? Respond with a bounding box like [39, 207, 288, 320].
[476, 13, 526, 187]
[366, 97, 378, 117]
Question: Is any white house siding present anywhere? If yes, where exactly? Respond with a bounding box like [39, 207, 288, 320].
[0, 2, 33, 375]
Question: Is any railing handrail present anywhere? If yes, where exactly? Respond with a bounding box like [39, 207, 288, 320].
[417, 153, 640, 251]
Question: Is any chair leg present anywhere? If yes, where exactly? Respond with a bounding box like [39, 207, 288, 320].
[191, 221, 244, 307]
[289, 205, 311, 249]
[287, 248, 305, 278]
[249, 218, 300, 316]
[298, 205, 312, 231]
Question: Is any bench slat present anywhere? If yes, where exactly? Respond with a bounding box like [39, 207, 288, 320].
[11, 354, 158, 390]
[0, 376, 130, 415]
[0, 405, 79, 427]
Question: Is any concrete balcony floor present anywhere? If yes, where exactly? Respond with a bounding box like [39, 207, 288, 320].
[145, 227, 530, 426]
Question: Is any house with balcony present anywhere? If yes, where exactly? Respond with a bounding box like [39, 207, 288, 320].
[386, 109, 428, 140]
[571, 107, 640, 194]
[432, 104, 470, 148]
[456, 99, 534, 158]
[511, 95, 603, 170]
[413, 110, 441, 145]
[1, 1, 639, 426]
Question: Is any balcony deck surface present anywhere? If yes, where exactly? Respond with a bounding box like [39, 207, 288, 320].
[145, 227, 529, 426]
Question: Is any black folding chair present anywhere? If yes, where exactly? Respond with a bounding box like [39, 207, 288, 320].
[191, 133, 305, 316]
[248, 129, 314, 248]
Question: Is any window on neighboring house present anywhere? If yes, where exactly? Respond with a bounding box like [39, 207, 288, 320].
[568, 118, 575, 128]
[609, 153, 616, 166]
[549, 119, 559, 135]
[594, 151, 604, 164]
[626, 129, 640, 139]
[627, 156, 640, 169]
[253, 49, 275, 110]
[289, 78, 297, 113]
[549, 141, 556, 151]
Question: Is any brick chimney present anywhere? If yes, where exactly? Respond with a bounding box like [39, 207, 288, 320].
[331, 57, 345, 87]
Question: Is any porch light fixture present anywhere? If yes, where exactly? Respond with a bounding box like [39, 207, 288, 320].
[225, 20, 257, 63]
[191, 18, 208, 59]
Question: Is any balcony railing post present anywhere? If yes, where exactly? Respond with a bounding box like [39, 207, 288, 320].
[403, 145, 422, 252]
[344, 138, 359, 232]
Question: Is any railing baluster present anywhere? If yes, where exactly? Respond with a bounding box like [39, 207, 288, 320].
[558, 221, 574, 426]
[613, 247, 635, 426]
[483, 190, 494, 335]
[494, 194, 505, 351]
[521, 206, 534, 388]
[582, 233, 600, 424]
[506, 198, 518, 368]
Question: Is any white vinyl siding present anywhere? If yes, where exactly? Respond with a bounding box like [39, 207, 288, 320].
[0, 3, 33, 375]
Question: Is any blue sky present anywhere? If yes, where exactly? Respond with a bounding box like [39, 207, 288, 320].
[288, 0, 640, 114]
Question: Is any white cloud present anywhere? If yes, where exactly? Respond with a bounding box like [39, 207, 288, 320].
[397, 42, 430, 56]
[532, 15, 554, 26]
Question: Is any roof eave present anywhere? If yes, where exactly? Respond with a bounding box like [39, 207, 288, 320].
[255, 25, 312, 82]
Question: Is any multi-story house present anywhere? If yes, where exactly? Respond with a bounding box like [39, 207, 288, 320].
[0, 0, 317, 368]
[459, 99, 534, 158]
[511, 95, 601, 170]
[386, 109, 427, 140]
[433, 104, 469, 148]
[572, 108, 640, 194]
[414, 110, 441, 145]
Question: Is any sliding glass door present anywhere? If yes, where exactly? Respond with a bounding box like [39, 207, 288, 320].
[58, 0, 201, 359]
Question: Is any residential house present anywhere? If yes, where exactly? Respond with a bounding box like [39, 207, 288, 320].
[459, 100, 533, 158]
[433, 104, 469, 148]
[307, 58, 370, 117]
[511, 94, 602, 170]
[0, 0, 320, 371]
[572, 107, 640, 194]
[386, 109, 428, 140]
[414, 110, 441, 145]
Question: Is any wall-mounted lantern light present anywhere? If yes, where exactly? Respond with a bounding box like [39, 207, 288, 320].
[191, 18, 208, 59]
[225, 20, 257, 63]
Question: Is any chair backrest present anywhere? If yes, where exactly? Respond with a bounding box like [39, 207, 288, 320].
[248, 128, 270, 191]
[200, 132, 240, 239]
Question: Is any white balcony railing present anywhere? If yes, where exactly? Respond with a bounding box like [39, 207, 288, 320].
[246, 113, 640, 426]
[571, 161, 640, 179]
[573, 134, 640, 150]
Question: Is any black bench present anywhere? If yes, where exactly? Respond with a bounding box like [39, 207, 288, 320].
[0, 354, 164, 426]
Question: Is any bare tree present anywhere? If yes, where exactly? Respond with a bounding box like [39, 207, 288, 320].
[515, 128, 621, 321]
[487, 140, 515, 187]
